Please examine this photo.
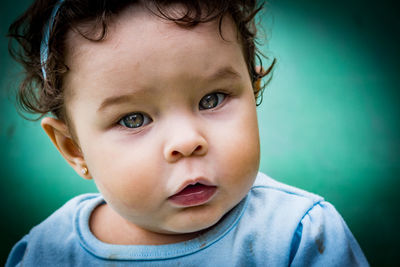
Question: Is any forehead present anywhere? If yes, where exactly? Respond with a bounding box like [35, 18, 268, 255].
[63, 4, 247, 98]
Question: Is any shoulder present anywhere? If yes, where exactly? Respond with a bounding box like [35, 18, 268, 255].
[247, 172, 324, 222]
[236, 172, 369, 266]
[251, 172, 323, 202]
[31, 193, 100, 235]
[237, 172, 326, 257]
[6, 193, 101, 267]
[42, 193, 100, 222]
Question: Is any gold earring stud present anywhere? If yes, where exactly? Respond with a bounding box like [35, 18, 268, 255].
[81, 167, 88, 175]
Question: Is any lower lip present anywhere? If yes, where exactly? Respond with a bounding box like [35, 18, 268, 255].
[168, 184, 217, 207]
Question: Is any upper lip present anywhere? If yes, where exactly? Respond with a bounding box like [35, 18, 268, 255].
[169, 177, 216, 198]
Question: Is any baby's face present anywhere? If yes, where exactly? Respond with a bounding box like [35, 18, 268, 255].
[64, 6, 260, 235]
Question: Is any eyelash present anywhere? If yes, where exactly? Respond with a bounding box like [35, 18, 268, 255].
[117, 92, 228, 129]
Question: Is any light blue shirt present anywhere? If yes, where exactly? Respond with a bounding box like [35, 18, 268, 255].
[6, 172, 369, 266]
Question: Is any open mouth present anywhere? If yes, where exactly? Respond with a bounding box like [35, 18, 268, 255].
[168, 183, 217, 207]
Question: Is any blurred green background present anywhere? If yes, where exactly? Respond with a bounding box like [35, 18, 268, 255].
[1, 0, 399, 266]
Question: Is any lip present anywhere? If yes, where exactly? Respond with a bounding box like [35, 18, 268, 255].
[168, 178, 217, 207]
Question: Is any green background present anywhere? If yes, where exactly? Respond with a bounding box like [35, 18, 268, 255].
[1, 0, 399, 265]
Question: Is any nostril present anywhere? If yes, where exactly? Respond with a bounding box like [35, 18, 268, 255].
[166, 138, 208, 161]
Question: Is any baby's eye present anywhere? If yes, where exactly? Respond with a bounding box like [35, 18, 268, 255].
[199, 93, 226, 110]
[118, 113, 152, 129]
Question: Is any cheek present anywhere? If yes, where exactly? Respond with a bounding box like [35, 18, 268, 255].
[213, 100, 260, 186]
[218, 130, 259, 183]
[81, 136, 164, 210]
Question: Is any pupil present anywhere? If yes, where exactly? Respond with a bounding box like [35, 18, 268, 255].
[201, 94, 218, 109]
[125, 114, 144, 128]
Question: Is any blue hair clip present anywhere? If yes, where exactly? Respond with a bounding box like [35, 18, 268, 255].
[40, 0, 65, 80]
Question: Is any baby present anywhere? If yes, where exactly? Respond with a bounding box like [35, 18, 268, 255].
[6, 0, 368, 266]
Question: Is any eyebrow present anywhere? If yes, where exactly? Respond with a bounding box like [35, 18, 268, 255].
[98, 93, 138, 113]
[97, 66, 241, 112]
[207, 66, 241, 82]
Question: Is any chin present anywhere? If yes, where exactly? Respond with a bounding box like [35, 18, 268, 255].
[168, 209, 226, 234]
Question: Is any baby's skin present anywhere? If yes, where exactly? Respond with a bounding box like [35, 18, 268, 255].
[42, 4, 260, 245]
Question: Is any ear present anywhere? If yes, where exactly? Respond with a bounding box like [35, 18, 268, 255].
[41, 117, 92, 180]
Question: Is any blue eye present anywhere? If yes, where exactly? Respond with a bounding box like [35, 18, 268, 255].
[119, 113, 152, 129]
[199, 93, 226, 110]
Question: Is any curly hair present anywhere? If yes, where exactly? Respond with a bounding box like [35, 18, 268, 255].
[8, 0, 275, 121]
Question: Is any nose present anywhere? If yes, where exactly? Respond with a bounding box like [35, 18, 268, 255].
[163, 121, 208, 163]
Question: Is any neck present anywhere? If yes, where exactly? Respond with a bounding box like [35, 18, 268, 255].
[90, 203, 200, 245]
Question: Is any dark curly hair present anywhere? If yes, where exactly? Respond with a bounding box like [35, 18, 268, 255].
[8, 0, 275, 121]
